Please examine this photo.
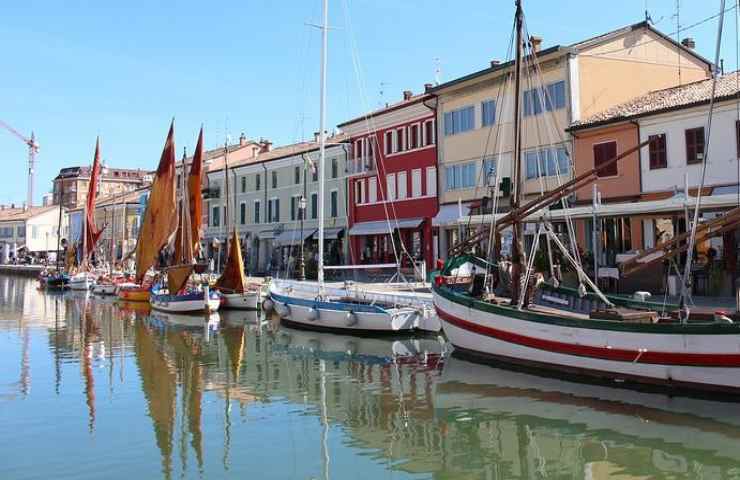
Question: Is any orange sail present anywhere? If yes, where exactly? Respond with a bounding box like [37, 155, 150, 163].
[215, 231, 247, 293]
[188, 128, 204, 256]
[135, 121, 178, 283]
[83, 138, 105, 260]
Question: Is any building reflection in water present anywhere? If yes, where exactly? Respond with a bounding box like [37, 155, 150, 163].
[3, 274, 740, 479]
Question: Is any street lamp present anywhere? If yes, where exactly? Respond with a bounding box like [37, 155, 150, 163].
[298, 195, 307, 281]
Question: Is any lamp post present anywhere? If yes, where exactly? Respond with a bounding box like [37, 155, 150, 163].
[298, 195, 307, 280]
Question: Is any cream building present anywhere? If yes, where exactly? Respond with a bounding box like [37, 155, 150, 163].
[430, 21, 712, 258]
[205, 135, 350, 274]
[0, 205, 66, 262]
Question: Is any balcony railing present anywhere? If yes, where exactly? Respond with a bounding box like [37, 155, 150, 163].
[346, 156, 376, 176]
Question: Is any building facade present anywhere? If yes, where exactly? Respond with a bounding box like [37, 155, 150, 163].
[338, 91, 438, 272]
[430, 21, 712, 260]
[205, 137, 350, 276]
[568, 72, 740, 293]
[52, 166, 152, 210]
[0, 206, 66, 262]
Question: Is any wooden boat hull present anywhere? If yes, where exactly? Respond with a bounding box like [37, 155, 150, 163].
[270, 282, 423, 334]
[433, 281, 740, 394]
[117, 286, 150, 302]
[221, 291, 260, 310]
[44, 275, 69, 290]
[150, 290, 221, 314]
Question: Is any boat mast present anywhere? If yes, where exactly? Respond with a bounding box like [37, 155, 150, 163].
[223, 142, 230, 256]
[510, 0, 525, 306]
[317, 0, 328, 294]
[56, 182, 63, 271]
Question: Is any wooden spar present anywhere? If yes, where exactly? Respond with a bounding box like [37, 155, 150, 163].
[621, 205, 740, 276]
[509, 0, 525, 305]
[449, 137, 653, 257]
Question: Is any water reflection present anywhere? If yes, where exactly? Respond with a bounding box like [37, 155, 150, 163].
[3, 275, 740, 479]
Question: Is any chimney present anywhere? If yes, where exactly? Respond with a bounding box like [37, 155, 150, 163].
[530, 35, 543, 53]
[403, 90, 413, 101]
[314, 131, 322, 143]
[259, 139, 273, 153]
[490, 59, 501, 67]
[239, 132, 247, 146]
[681, 37, 696, 49]
[424, 83, 433, 92]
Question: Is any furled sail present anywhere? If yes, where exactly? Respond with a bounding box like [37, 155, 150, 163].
[188, 128, 204, 257]
[83, 138, 105, 261]
[215, 231, 247, 293]
[134, 121, 178, 283]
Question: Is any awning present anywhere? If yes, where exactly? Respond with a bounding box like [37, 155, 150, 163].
[433, 203, 471, 227]
[318, 227, 345, 240]
[463, 193, 740, 224]
[259, 230, 276, 240]
[348, 218, 423, 236]
[274, 228, 317, 246]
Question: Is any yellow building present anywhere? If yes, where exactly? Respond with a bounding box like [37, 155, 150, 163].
[430, 21, 712, 259]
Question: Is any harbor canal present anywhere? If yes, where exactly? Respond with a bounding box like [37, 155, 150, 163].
[2, 275, 740, 479]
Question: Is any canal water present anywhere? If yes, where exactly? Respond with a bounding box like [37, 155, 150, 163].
[3, 275, 740, 479]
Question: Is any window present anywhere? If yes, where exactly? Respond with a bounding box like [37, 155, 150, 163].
[649, 134, 667, 169]
[397, 171, 407, 199]
[409, 124, 420, 149]
[29, 226, 35, 239]
[355, 180, 362, 204]
[369, 176, 377, 203]
[241, 176, 246, 193]
[291, 196, 297, 221]
[254, 201, 260, 223]
[736, 121, 740, 158]
[593, 141, 618, 177]
[423, 120, 435, 146]
[524, 80, 566, 116]
[444, 106, 475, 136]
[396, 128, 405, 152]
[240, 202, 246, 224]
[387, 173, 396, 201]
[330, 190, 338, 218]
[526, 147, 570, 179]
[445, 163, 476, 190]
[385, 131, 393, 155]
[426, 167, 437, 196]
[255, 173, 261, 191]
[294, 166, 300, 184]
[482, 157, 497, 185]
[482, 100, 496, 127]
[412, 169, 422, 197]
[354, 139, 363, 160]
[367, 137, 375, 166]
[331, 158, 338, 178]
[685, 127, 705, 164]
[267, 200, 272, 223]
[312, 166, 318, 182]
[271, 171, 278, 188]
[212, 206, 220, 227]
[274, 198, 280, 222]
[311, 193, 318, 219]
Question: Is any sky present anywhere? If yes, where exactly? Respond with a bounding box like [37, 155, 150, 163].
[1, 0, 737, 205]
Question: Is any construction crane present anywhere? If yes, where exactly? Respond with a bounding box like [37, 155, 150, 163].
[0, 120, 39, 208]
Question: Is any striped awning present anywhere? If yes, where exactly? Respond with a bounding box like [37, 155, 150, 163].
[348, 218, 423, 236]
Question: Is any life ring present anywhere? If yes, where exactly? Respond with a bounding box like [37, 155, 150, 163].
[345, 310, 358, 327]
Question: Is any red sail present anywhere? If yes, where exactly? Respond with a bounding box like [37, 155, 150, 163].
[188, 128, 204, 256]
[84, 138, 105, 258]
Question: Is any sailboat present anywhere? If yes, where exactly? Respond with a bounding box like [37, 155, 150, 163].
[149, 126, 221, 314]
[214, 144, 260, 310]
[432, 0, 740, 395]
[69, 138, 106, 291]
[267, 0, 434, 333]
[118, 122, 179, 303]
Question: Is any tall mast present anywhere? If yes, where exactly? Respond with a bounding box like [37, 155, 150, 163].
[223, 142, 230, 255]
[317, 0, 329, 293]
[510, 0, 525, 306]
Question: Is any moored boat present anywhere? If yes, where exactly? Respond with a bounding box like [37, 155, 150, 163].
[150, 287, 221, 314]
[117, 284, 151, 302]
[69, 272, 94, 291]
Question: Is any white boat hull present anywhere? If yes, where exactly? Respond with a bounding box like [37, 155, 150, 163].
[221, 291, 260, 310]
[92, 283, 117, 295]
[433, 285, 740, 393]
[270, 281, 425, 333]
[69, 274, 93, 291]
[150, 292, 221, 314]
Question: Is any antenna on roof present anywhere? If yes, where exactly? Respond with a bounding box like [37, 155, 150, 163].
[379, 81, 389, 107]
[644, 0, 653, 23]
[434, 57, 441, 85]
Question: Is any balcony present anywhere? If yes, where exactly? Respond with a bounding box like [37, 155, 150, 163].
[346, 156, 376, 176]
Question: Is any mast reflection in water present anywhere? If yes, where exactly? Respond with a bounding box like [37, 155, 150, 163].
[2, 275, 740, 479]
